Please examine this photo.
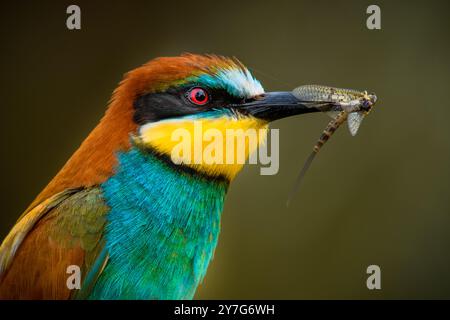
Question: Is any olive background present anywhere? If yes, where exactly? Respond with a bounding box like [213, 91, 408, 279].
[1, 0, 450, 299]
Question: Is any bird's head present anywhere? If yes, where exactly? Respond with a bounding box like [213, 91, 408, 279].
[107, 54, 320, 181]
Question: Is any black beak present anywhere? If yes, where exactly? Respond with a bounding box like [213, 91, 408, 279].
[236, 91, 323, 122]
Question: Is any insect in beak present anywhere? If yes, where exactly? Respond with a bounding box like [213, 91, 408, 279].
[287, 85, 378, 206]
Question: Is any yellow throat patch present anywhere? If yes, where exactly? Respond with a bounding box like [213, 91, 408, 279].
[137, 116, 269, 180]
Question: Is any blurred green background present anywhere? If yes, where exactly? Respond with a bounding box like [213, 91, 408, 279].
[1, 0, 450, 299]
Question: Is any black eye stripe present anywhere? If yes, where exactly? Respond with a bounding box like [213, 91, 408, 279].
[133, 86, 245, 124]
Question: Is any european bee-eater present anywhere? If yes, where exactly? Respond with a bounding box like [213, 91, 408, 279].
[0, 54, 322, 299]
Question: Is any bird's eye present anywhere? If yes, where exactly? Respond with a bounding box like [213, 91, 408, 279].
[187, 88, 209, 106]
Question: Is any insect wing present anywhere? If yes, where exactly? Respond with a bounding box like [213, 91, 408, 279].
[292, 85, 333, 102]
[347, 112, 365, 136]
[293, 85, 364, 114]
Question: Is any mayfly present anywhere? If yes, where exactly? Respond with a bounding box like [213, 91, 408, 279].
[287, 85, 378, 206]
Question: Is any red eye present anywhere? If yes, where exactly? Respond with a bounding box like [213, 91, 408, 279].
[188, 88, 209, 105]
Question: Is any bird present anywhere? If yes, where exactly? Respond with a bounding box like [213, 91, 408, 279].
[0, 53, 322, 299]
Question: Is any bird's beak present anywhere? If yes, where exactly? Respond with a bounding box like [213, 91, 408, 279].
[236, 91, 322, 122]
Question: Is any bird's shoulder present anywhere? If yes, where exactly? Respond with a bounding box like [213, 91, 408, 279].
[0, 187, 109, 299]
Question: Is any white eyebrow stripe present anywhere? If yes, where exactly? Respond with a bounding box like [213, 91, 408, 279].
[216, 68, 265, 98]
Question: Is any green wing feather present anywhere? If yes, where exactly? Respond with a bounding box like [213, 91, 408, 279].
[0, 187, 110, 299]
[0, 188, 80, 274]
[41, 187, 110, 298]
